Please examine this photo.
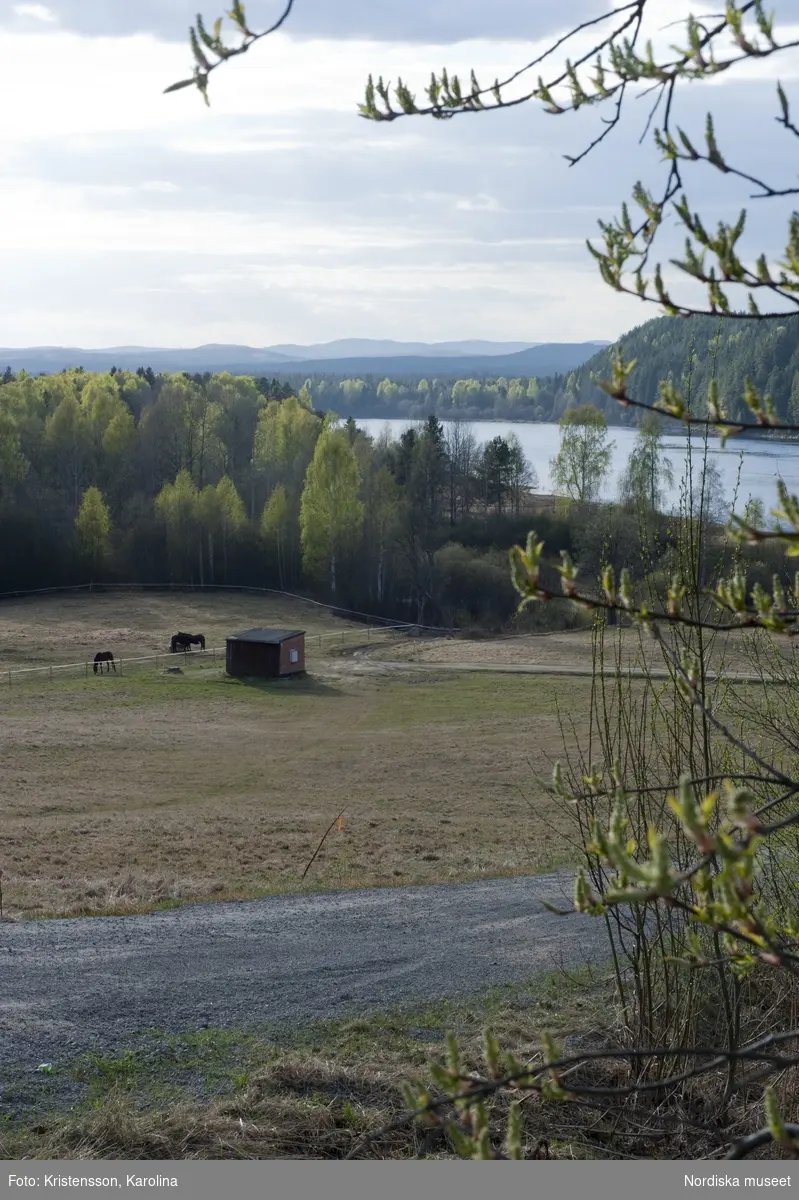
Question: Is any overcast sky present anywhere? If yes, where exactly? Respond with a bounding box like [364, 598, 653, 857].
[0, 1, 796, 347]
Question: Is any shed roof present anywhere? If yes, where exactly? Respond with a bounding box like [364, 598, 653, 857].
[228, 627, 305, 645]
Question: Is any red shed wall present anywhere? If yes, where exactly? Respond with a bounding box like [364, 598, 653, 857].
[279, 634, 305, 675]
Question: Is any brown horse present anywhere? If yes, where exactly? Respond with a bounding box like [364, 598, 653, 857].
[170, 632, 206, 653]
[93, 651, 116, 675]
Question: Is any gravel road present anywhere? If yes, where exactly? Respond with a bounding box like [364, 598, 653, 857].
[1, 874, 603, 1068]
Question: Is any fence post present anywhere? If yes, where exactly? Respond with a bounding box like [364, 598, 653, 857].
[85, 661, 88, 679]
[49, 666, 53, 682]
[155, 653, 159, 670]
[7, 670, 10, 687]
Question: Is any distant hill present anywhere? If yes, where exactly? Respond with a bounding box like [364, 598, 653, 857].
[267, 338, 543, 359]
[13, 320, 793, 426]
[0, 345, 294, 374]
[565, 314, 799, 424]
[273, 343, 607, 379]
[0, 341, 609, 380]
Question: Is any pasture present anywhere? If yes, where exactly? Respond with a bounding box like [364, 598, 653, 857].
[0, 588, 372, 670]
[375, 624, 796, 676]
[0, 592, 585, 919]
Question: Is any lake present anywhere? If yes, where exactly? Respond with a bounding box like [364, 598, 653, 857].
[357, 417, 799, 517]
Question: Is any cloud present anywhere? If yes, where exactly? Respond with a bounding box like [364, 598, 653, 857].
[12, 4, 55, 20]
[0, 0, 600, 43]
[0, 2, 795, 346]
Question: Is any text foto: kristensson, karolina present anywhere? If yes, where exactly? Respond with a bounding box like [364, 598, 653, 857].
[9, 1178, 178, 1189]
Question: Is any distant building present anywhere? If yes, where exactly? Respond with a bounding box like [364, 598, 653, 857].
[225, 628, 306, 679]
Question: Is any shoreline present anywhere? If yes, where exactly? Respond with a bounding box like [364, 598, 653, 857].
[349, 413, 799, 448]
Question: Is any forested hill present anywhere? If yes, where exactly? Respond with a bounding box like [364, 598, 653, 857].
[4, 317, 795, 426]
[568, 314, 799, 425]
[272, 316, 799, 426]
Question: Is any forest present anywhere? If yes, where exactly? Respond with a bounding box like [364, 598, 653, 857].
[0, 365, 565, 628]
[272, 313, 799, 427]
[0, 355, 783, 631]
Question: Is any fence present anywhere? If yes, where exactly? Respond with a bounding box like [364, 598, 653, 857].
[0, 581, 457, 635]
[0, 580, 457, 685]
[0, 623, 424, 686]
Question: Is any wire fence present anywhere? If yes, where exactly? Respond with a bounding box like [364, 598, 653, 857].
[0, 581, 457, 684]
[0, 581, 456, 634]
[0, 624, 431, 686]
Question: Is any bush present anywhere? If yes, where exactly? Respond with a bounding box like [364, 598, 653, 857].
[434, 543, 518, 629]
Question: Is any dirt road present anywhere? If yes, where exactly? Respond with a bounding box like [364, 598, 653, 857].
[1, 874, 601, 1068]
[324, 651, 779, 685]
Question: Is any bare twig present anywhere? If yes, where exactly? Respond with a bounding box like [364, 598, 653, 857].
[300, 808, 347, 881]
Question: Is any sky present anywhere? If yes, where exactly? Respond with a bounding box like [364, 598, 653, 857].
[0, 0, 796, 347]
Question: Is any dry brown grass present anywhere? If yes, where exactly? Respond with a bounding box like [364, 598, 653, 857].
[377, 625, 796, 675]
[4, 964, 788, 1161]
[11, 961, 776, 1161]
[0, 593, 586, 918]
[6, 1060, 420, 1161]
[0, 589, 370, 670]
[2, 970, 614, 1160]
[8, 1067, 408, 1160]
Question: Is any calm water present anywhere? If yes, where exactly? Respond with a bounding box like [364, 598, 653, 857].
[357, 418, 799, 516]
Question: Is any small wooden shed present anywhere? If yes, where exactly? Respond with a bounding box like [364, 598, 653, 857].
[225, 628, 306, 679]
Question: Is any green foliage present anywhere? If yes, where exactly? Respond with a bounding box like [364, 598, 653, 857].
[75, 486, 111, 573]
[165, 2, 295, 107]
[299, 428, 364, 593]
[618, 413, 674, 512]
[578, 314, 799, 430]
[260, 483, 289, 543]
[0, 366, 552, 625]
[549, 405, 614, 504]
[216, 475, 246, 534]
[260, 483, 290, 588]
[289, 372, 579, 424]
[0, 405, 28, 492]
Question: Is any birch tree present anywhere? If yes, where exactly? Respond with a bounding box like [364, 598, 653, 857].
[155, 469, 202, 583]
[550, 405, 614, 505]
[619, 413, 674, 513]
[75, 486, 111, 578]
[260, 483, 290, 589]
[299, 428, 364, 594]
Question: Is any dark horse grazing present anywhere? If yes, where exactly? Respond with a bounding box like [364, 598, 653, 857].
[170, 631, 206, 654]
[93, 651, 116, 675]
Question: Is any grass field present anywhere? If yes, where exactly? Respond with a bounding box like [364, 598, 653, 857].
[1, 592, 784, 1161]
[0, 592, 589, 919]
[0, 589, 373, 671]
[376, 625, 796, 675]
